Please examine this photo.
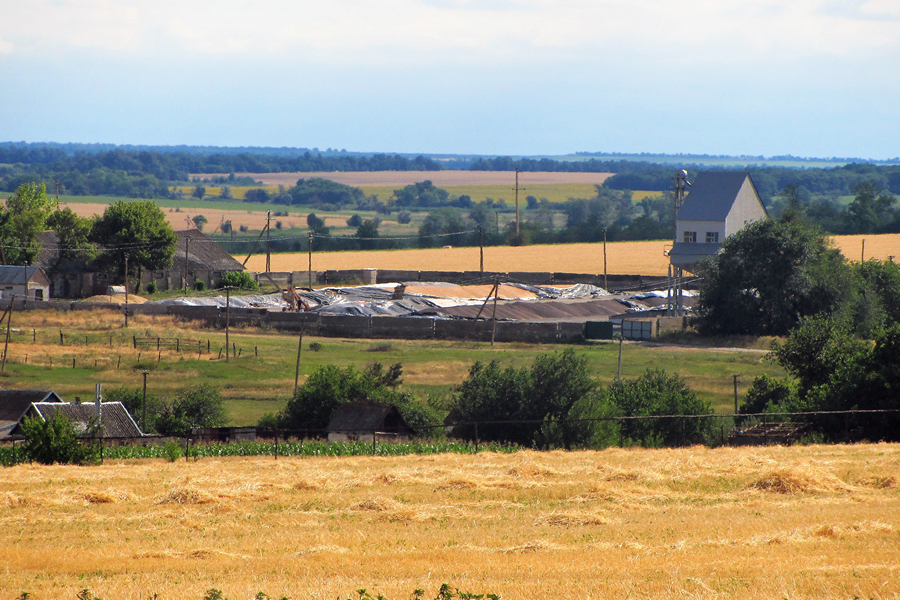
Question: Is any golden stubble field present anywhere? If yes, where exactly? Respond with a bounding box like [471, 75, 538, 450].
[1, 445, 898, 599]
[192, 171, 615, 187]
[245, 234, 900, 277]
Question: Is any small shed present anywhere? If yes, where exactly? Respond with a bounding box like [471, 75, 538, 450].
[326, 402, 416, 442]
[0, 390, 65, 439]
[0, 266, 51, 301]
[12, 402, 144, 439]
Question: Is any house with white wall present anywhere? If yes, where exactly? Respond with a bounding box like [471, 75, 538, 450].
[668, 172, 768, 273]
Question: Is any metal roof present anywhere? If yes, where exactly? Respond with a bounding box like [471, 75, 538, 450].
[172, 230, 245, 272]
[0, 266, 46, 285]
[30, 402, 143, 438]
[677, 172, 756, 222]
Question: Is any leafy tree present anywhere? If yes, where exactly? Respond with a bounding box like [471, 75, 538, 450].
[192, 185, 206, 200]
[346, 214, 363, 227]
[0, 182, 54, 265]
[397, 210, 412, 225]
[90, 200, 177, 281]
[845, 181, 896, 234]
[356, 217, 381, 249]
[192, 214, 208, 231]
[154, 384, 228, 436]
[693, 218, 853, 336]
[450, 350, 618, 449]
[607, 369, 713, 447]
[418, 208, 469, 247]
[277, 363, 440, 436]
[244, 188, 271, 203]
[20, 412, 99, 465]
[221, 220, 232, 234]
[46, 207, 98, 266]
[219, 185, 233, 200]
[286, 178, 365, 206]
[393, 180, 450, 207]
[220, 271, 258, 290]
[103, 386, 165, 433]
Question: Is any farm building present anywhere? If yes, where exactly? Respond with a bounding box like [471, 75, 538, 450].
[668, 172, 768, 273]
[11, 401, 143, 439]
[0, 266, 51, 301]
[326, 402, 416, 442]
[0, 390, 65, 439]
[143, 229, 246, 292]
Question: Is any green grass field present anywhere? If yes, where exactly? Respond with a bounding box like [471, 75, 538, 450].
[1, 311, 782, 426]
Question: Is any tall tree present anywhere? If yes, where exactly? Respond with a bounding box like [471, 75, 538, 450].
[693, 218, 853, 336]
[90, 200, 177, 280]
[0, 182, 54, 265]
[46, 207, 98, 266]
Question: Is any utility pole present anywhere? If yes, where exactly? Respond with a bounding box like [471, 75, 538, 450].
[733, 374, 740, 414]
[1, 295, 13, 373]
[141, 370, 149, 433]
[55, 180, 60, 209]
[184, 234, 190, 292]
[616, 336, 623, 380]
[603, 229, 608, 291]
[124, 254, 129, 328]
[266, 210, 272, 273]
[514, 169, 520, 236]
[307, 232, 313, 290]
[861, 238, 865, 262]
[294, 323, 305, 395]
[490, 278, 500, 347]
[479, 226, 484, 274]
[225, 287, 231, 362]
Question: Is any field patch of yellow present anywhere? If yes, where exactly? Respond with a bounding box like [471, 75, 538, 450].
[2, 444, 897, 598]
[192, 171, 614, 187]
[254, 234, 900, 277]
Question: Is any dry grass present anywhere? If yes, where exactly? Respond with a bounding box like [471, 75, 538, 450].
[254, 234, 900, 276]
[1, 444, 897, 599]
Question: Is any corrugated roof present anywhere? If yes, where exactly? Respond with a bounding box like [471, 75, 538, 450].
[677, 172, 753, 222]
[31, 402, 143, 438]
[0, 266, 46, 285]
[172, 230, 245, 272]
[327, 402, 415, 435]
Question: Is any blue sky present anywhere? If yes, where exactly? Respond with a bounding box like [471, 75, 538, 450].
[1, 0, 899, 158]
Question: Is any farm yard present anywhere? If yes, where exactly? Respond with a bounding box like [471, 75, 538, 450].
[1, 444, 897, 599]
[0, 311, 781, 424]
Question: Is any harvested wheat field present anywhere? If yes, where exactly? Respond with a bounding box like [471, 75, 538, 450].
[250, 234, 900, 277]
[1, 444, 898, 599]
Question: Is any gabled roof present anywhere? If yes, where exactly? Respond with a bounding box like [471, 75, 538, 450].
[327, 402, 415, 435]
[172, 229, 244, 272]
[29, 402, 143, 438]
[677, 172, 758, 222]
[0, 390, 64, 423]
[0, 266, 49, 286]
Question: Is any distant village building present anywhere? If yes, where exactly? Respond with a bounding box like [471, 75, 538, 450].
[143, 229, 246, 292]
[34, 228, 246, 298]
[11, 401, 143, 439]
[0, 390, 65, 439]
[326, 402, 416, 442]
[668, 172, 768, 273]
[0, 266, 51, 301]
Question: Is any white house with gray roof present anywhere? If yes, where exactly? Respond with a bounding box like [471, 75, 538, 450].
[668, 172, 768, 272]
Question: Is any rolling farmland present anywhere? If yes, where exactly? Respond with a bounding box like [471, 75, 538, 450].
[1, 445, 897, 599]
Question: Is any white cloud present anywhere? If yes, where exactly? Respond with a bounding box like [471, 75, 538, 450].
[0, 35, 12, 54]
[0, 0, 898, 66]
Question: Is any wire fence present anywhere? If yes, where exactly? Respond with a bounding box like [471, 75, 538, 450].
[3, 408, 897, 467]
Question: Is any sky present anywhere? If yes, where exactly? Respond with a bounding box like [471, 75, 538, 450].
[1, 0, 899, 158]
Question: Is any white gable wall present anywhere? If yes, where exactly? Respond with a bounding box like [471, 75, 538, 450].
[724, 179, 768, 237]
[675, 220, 725, 244]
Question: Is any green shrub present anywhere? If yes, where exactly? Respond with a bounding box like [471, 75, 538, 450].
[146, 281, 158, 294]
[309, 341, 323, 352]
[20, 412, 100, 465]
[162, 440, 183, 462]
[220, 271, 258, 290]
[194, 280, 207, 291]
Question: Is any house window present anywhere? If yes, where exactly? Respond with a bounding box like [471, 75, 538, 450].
[706, 232, 719, 243]
[683, 231, 697, 243]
